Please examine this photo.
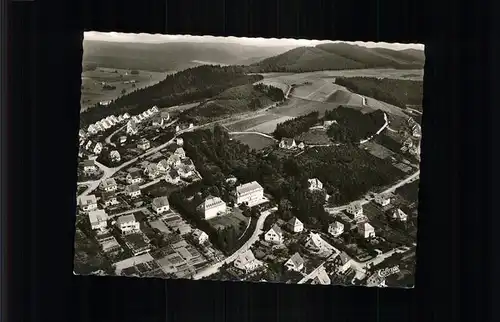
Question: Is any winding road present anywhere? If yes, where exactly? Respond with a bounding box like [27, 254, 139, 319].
[228, 131, 277, 141]
[192, 209, 274, 280]
[325, 170, 420, 214]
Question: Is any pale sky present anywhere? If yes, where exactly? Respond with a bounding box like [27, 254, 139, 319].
[84, 31, 424, 51]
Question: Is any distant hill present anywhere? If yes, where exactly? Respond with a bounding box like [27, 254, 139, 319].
[80, 65, 262, 126]
[83, 40, 296, 72]
[248, 43, 425, 73]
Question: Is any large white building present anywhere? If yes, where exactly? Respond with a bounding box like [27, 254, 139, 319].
[234, 181, 265, 207]
[88, 209, 108, 231]
[197, 195, 227, 220]
[116, 214, 140, 235]
[308, 178, 323, 191]
[358, 222, 376, 239]
[151, 196, 170, 214]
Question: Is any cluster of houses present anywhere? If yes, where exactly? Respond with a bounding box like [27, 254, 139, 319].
[195, 181, 268, 220]
[126, 106, 161, 135]
[278, 138, 305, 150]
[407, 117, 421, 138]
[85, 113, 131, 136]
[140, 146, 197, 184]
[80, 140, 103, 156]
[401, 137, 421, 158]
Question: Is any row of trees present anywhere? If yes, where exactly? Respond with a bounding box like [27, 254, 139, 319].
[325, 107, 385, 143]
[334, 77, 424, 109]
[273, 111, 319, 139]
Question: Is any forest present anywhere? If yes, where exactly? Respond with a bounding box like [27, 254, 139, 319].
[177, 83, 285, 124]
[334, 77, 423, 110]
[80, 65, 263, 126]
[325, 107, 386, 143]
[273, 112, 320, 139]
[168, 126, 405, 251]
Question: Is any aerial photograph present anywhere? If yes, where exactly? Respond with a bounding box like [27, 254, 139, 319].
[75, 31, 424, 288]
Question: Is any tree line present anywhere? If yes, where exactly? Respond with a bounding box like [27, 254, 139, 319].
[325, 107, 385, 143]
[273, 112, 319, 139]
[334, 77, 423, 110]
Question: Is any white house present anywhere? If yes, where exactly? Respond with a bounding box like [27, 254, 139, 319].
[123, 113, 130, 119]
[167, 154, 182, 167]
[279, 138, 296, 149]
[284, 252, 305, 272]
[192, 229, 209, 245]
[233, 250, 263, 273]
[100, 178, 117, 192]
[375, 194, 391, 207]
[323, 120, 335, 128]
[176, 138, 184, 146]
[109, 150, 121, 163]
[93, 142, 103, 155]
[79, 129, 86, 138]
[126, 120, 138, 135]
[116, 214, 140, 235]
[197, 195, 227, 220]
[151, 116, 164, 127]
[83, 159, 97, 173]
[234, 181, 265, 207]
[392, 208, 408, 222]
[328, 221, 344, 237]
[125, 184, 141, 198]
[297, 141, 305, 150]
[357, 222, 376, 238]
[287, 217, 304, 233]
[151, 196, 170, 214]
[264, 224, 284, 244]
[165, 168, 181, 184]
[137, 138, 150, 151]
[126, 170, 143, 185]
[308, 178, 323, 191]
[305, 232, 325, 252]
[346, 202, 364, 219]
[174, 147, 186, 158]
[88, 209, 108, 231]
[311, 267, 331, 285]
[79, 194, 97, 212]
[119, 136, 127, 144]
[144, 163, 160, 179]
[101, 192, 119, 207]
[87, 124, 98, 135]
[175, 125, 181, 133]
[157, 159, 170, 173]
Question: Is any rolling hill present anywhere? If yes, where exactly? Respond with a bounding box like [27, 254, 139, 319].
[83, 40, 296, 72]
[249, 43, 425, 73]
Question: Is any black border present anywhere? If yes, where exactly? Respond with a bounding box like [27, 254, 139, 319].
[5, 0, 493, 321]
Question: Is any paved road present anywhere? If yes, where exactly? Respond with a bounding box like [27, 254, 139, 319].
[325, 170, 420, 214]
[104, 124, 127, 147]
[228, 131, 277, 141]
[108, 207, 148, 219]
[192, 209, 273, 280]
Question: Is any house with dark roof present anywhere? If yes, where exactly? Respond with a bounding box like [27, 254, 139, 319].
[284, 252, 305, 272]
[287, 217, 304, 233]
[152, 196, 170, 214]
[157, 159, 170, 173]
[165, 168, 181, 184]
[264, 224, 283, 244]
[125, 184, 141, 198]
[126, 170, 143, 185]
[83, 159, 97, 173]
[101, 191, 119, 207]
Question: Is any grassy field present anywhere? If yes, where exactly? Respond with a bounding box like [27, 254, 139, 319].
[231, 133, 276, 151]
[246, 115, 295, 133]
[260, 69, 424, 83]
[207, 208, 249, 236]
[359, 141, 395, 160]
[295, 129, 331, 145]
[225, 113, 283, 131]
[81, 67, 168, 111]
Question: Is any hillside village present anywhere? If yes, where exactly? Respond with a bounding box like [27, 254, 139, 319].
[75, 40, 422, 287]
[76, 94, 419, 287]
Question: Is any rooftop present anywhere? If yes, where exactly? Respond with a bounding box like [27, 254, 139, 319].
[236, 181, 263, 195]
[116, 214, 136, 225]
[152, 196, 170, 208]
[126, 184, 141, 193]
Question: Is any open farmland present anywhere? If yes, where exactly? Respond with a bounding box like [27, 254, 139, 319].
[246, 115, 295, 133]
[359, 141, 395, 159]
[225, 113, 283, 131]
[230, 133, 276, 151]
[81, 67, 169, 111]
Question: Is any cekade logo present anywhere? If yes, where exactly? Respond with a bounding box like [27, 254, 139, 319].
[378, 265, 400, 278]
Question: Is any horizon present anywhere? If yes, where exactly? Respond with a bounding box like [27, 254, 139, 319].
[84, 31, 424, 51]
